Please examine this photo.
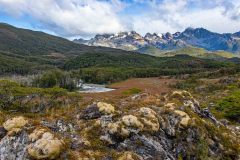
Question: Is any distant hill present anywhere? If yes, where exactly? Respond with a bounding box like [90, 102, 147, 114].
[138, 46, 238, 60]
[74, 28, 240, 53]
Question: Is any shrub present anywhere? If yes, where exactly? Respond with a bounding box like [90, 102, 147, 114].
[217, 90, 240, 122]
[0, 79, 74, 112]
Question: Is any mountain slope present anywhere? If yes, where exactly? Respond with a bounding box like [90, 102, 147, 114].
[177, 28, 240, 52]
[0, 23, 148, 73]
[0, 23, 147, 58]
[0, 23, 84, 56]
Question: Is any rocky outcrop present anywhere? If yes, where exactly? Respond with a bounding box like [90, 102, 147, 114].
[0, 91, 239, 159]
[0, 117, 64, 160]
[97, 91, 239, 159]
[105, 107, 160, 140]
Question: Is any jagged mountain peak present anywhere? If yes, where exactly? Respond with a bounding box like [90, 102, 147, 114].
[144, 33, 162, 42]
[74, 27, 240, 53]
[181, 27, 217, 38]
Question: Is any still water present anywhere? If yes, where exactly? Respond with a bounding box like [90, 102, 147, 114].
[79, 84, 115, 93]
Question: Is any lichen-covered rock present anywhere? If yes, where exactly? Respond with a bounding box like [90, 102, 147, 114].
[3, 116, 28, 135]
[29, 128, 46, 142]
[122, 115, 144, 130]
[97, 102, 115, 114]
[80, 102, 115, 120]
[106, 108, 160, 139]
[174, 110, 191, 128]
[107, 121, 130, 137]
[138, 107, 159, 132]
[80, 104, 102, 119]
[164, 103, 177, 110]
[106, 115, 144, 138]
[0, 131, 29, 160]
[169, 90, 193, 101]
[27, 128, 64, 159]
[118, 151, 141, 160]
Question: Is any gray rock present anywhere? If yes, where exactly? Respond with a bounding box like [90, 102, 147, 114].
[0, 131, 29, 160]
[80, 104, 102, 120]
[0, 127, 7, 140]
[202, 108, 219, 125]
[41, 119, 77, 134]
[118, 135, 175, 160]
[55, 119, 76, 133]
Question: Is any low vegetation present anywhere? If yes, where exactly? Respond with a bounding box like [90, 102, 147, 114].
[217, 90, 240, 122]
[0, 79, 80, 112]
[122, 88, 142, 95]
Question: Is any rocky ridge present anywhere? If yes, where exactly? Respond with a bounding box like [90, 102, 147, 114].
[0, 91, 239, 159]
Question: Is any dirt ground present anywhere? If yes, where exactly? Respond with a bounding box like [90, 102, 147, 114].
[80, 77, 178, 102]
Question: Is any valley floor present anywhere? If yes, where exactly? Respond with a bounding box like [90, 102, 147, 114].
[81, 77, 178, 101]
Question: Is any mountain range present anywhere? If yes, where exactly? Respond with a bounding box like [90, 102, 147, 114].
[74, 28, 240, 54]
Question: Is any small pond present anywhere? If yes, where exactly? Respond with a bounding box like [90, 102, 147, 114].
[79, 83, 115, 93]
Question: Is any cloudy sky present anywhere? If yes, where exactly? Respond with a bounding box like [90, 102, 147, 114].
[0, 0, 240, 39]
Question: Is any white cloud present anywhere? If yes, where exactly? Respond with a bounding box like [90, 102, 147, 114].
[130, 0, 240, 35]
[0, 0, 127, 37]
[0, 0, 240, 38]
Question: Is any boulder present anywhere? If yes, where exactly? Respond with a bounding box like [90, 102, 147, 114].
[27, 128, 64, 159]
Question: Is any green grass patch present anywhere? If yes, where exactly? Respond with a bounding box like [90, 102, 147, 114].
[122, 88, 142, 95]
